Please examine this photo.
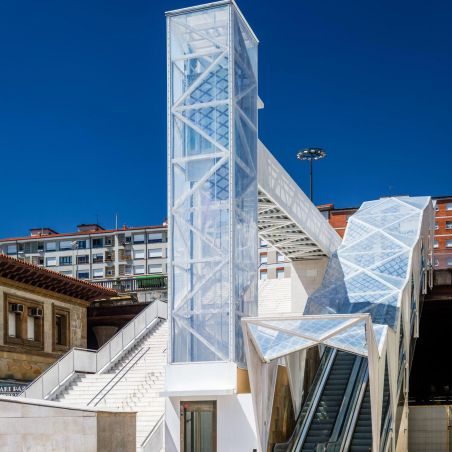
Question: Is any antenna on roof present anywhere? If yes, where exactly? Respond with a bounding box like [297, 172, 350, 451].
[115, 213, 118, 230]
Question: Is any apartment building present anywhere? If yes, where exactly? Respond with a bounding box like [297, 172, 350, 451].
[0, 223, 168, 283]
[319, 195, 452, 270]
[258, 238, 291, 281]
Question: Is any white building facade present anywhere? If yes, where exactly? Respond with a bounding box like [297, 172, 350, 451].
[0, 224, 167, 285]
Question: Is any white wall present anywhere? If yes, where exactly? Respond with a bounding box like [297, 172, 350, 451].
[165, 394, 258, 452]
[290, 258, 328, 313]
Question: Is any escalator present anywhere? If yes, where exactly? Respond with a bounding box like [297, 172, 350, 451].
[275, 348, 366, 452]
[349, 385, 371, 451]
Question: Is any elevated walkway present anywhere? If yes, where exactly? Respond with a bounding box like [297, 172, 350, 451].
[243, 196, 434, 452]
[258, 141, 341, 260]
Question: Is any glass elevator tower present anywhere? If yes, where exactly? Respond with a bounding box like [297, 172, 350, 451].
[167, 1, 258, 366]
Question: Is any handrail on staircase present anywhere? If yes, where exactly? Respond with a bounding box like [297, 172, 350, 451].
[88, 346, 150, 407]
[140, 414, 164, 452]
[20, 300, 167, 400]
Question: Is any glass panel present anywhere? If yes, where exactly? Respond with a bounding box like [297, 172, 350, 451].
[248, 324, 314, 361]
[168, 4, 257, 365]
[305, 197, 427, 329]
[324, 321, 367, 356]
[259, 318, 354, 342]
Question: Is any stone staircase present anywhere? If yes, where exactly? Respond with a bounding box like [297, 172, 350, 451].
[54, 319, 167, 450]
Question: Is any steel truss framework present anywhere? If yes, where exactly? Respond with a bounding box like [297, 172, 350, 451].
[167, 2, 258, 365]
[243, 196, 434, 452]
[258, 189, 327, 260]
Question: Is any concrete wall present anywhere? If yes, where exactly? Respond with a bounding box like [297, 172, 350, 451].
[0, 283, 87, 381]
[408, 405, 451, 452]
[290, 258, 328, 313]
[0, 396, 136, 452]
[165, 394, 258, 452]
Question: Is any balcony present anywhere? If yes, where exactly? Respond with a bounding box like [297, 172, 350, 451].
[92, 275, 167, 293]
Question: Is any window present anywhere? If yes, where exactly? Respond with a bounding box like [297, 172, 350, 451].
[77, 255, 89, 264]
[134, 249, 145, 260]
[446, 222, 452, 230]
[59, 241, 72, 251]
[276, 268, 285, 279]
[259, 239, 267, 247]
[105, 237, 113, 246]
[46, 242, 57, 252]
[260, 253, 267, 264]
[53, 306, 70, 351]
[106, 269, 114, 277]
[259, 270, 267, 281]
[134, 265, 145, 275]
[148, 232, 163, 243]
[277, 253, 285, 263]
[148, 264, 162, 274]
[77, 240, 87, 249]
[37, 242, 44, 252]
[447, 203, 452, 211]
[59, 256, 72, 266]
[92, 269, 104, 279]
[93, 253, 103, 263]
[435, 204, 439, 212]
[27, 307, 43, 343]
[148, 248, 163, 258]
[133, 234, 145, 244]
[5, 296, 43, 349]
[6, 244, 17, 255]
[447, 240, 452, 248]
[447, 258, 452, 267]
[434, 258, 439, 267]
[92, 238, 103, 248]
[434, 240, 439, 248]
[77, 271, 90, 279]
[60, 270, 73, 276]
[435, 223, 439, 230]
[46, 257, 57, 267]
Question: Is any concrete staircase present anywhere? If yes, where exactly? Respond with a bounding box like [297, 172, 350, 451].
[54, 319, 167, 450]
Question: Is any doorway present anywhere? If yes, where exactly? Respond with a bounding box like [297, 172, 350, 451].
[181, 401, 217, 452]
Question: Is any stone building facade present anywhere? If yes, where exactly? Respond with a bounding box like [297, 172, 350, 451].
[0, 255, 116, 389]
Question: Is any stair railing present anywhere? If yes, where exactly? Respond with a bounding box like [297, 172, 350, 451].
[88, 346, 150, 407]
[139, 414, 164, 452]
[20, 300, 167, 400]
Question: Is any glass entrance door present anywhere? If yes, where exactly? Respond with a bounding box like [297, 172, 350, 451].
[181, 401, 216, 452]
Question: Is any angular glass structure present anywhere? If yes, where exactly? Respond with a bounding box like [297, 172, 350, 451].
[167, 1, 258, 365]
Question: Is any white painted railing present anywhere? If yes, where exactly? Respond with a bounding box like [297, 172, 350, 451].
[21, 300, 167, 400]
[140, 415, 164, 452]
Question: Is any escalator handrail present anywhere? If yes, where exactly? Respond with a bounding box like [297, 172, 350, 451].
[325, 358, 368, 452]
[291, 348, 338, 452]
[314, 357, 368, 452]
[334, 366, 369, 452]
[273, 347, 337, 452]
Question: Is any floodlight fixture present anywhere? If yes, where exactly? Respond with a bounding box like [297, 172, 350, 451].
[296, 147, 327, 202]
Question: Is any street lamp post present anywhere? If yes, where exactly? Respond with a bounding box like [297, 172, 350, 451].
[296, 147, 327, 202]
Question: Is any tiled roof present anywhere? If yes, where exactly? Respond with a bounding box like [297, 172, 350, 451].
[0, 254, 117, 302]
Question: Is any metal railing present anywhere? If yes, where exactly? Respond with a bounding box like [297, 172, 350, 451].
[20, 300, 167, 400]
[93, 276, 167, 292]
[140, 415, 164, 452]
[88, 346, 150, 407]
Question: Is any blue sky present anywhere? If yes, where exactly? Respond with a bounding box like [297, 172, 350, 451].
[0, 0, 450, 238]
